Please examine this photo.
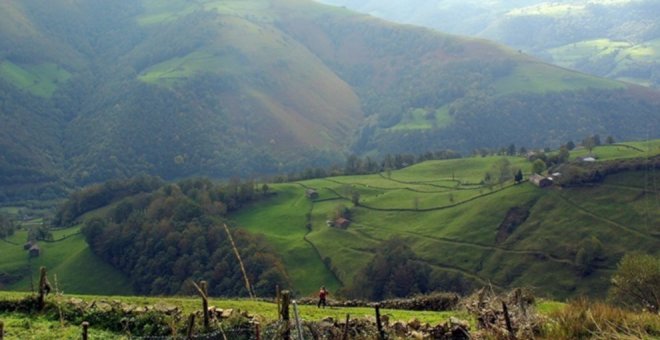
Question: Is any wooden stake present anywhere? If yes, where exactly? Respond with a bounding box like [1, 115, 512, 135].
[81, 321, 89, 340]
[342, 314, 350, 340]
[1, 320, 4, 340]
[281, 290, 291, 340]
[375, 304, 385, 340]
[186, 313, 195, 340]
[38, 267, 49, 310]
[201, 281, 209, 330]
[276, 284, 281, 320]
[255, 322, 261, 340]
[293, 300, 304, 340]
[502, 301, 515, 339]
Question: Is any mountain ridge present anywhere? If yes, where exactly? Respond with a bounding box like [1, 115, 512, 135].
[0, 0, 659, 202]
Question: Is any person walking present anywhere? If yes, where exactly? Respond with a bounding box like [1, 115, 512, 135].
[317, 286, 328, 308]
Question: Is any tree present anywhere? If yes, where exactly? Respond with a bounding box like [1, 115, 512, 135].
[261, 183, 269, 195]
[557, 146, 570, 164]
[532, 159, 546, 175]
[351, 190, 361, 206]
[566, 140, 576, 150]
[507, 143, 516, 156]
[583, 136, 596, 153]
[575, 236, 603, 276]
[495, 158, 513, 186]
[606, 136, 615, 144]
[514, 169, 523, 183]
[608, 253, 660, 313]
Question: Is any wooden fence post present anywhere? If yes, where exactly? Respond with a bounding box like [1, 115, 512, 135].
[201, 281, 209, 330]
[81, 321, 89, 340]
[375, 304, 385, 340]
[342, 314, 350, 340]
[255, 322, 261, 340]
[186, 313, 195, 340]
[281, 290, 290, 340]
[502, 301, 515, 340]
[293, 300, 304, 340]
[276, 284, 281, 320]
[1, 320, 4, 340]
[38, 267, 50, 311]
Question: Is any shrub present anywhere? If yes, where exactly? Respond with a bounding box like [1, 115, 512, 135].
[608, 253, 660, 313]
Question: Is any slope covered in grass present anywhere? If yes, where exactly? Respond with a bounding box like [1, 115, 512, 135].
[0, 226, 133, 296]
[233, 143, 660, 298]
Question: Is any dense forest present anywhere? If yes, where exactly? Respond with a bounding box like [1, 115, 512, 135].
[63, 177, 289, 296]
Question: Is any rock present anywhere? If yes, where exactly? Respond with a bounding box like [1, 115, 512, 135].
[391, 321, 407, 337]
[381, 314, 390, 326]
[408, 318, 421, 331]
[221, 308, 234, 318]
[449, 317, 469, 329]
[95, 302, 112, 312]
[409, 330, 425, 339]
[134, 306, 147, 313]
[69, 298, 84, 306]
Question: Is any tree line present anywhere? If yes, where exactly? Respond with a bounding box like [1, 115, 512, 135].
[76, 177, 288, 296]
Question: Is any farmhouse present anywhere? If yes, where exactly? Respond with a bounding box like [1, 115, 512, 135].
[29, 244, 41, 257]
[305, 189, 319, 199]
[529, 174, 553, 188]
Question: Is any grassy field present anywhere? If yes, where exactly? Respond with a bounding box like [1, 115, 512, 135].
[0, 61, 70, 98]
[492, 62, 624, 96]
[233, 143, 660, 298]
[0, 226, 133, 296]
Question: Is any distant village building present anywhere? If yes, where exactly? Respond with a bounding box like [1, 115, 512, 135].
[580, 157, 596, 162]
[29, 244, 41, 257]
[529, 174, 553, 188]
[305, 189, 319, 199]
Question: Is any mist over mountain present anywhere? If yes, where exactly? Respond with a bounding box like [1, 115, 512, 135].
[316, 0, 660, 88]
[1, 0, 659, 201]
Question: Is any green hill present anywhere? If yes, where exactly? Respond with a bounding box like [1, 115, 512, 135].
[1, 140, 658, 300]
[317, 0, 660, 88]
[232, 140, 660, 298]
[0, 226, 133, 295]
[1, 0, 660, 202]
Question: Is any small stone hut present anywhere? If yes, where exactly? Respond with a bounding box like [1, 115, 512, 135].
[306, 189, 319, 199]
[529, 174, 553, 188]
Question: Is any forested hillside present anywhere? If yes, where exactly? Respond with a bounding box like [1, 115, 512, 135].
[55, 176, 289, 296]
[1, 0, 659, 202]
[316, 0, 660, 87]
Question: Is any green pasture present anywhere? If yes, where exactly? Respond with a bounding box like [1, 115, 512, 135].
[0, 61, 70, 97]
[389, 106, 453, 131]
[233, 149, 659, 298]
[231, 184, 341, 296]
[493, 62, 623, 96]
[139, 50, 246, 85]
[570, 140, 660, 160]
[0, 226, 133, 296]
